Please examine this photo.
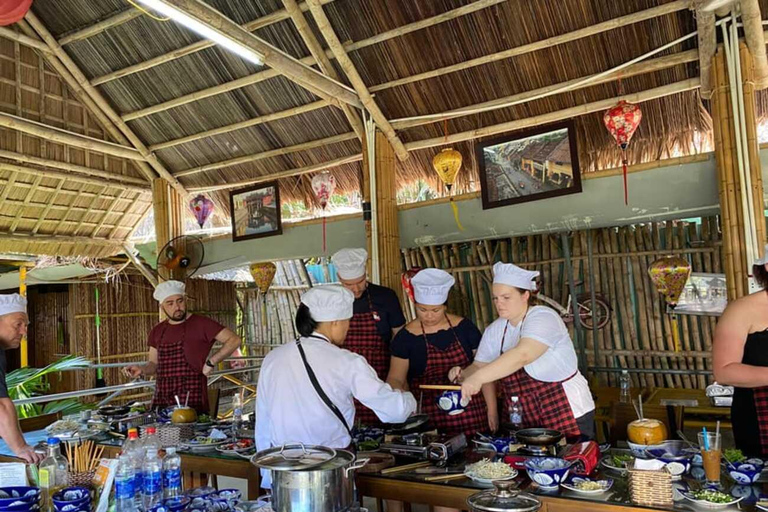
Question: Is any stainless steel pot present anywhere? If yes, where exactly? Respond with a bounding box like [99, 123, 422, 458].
[252, 444, 368, 512]
[467, 481, 541, 512]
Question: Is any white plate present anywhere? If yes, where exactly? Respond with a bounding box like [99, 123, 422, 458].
[464, 469, 518, 485]
[755, 501, 768, 511]
[600, 456, 633, 473]
[682, 492, 743, 509]
[561, 477, 613, 495]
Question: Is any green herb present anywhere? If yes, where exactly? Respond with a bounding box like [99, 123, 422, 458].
[197, 414, 211, 423]
[612, 454, 634, 467]
[692, 490, 732, 504]
[724, 448, 745, 463]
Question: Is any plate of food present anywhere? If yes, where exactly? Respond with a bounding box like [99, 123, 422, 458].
[561, 477, 613, 495]
[181, 435, 231, 453]
[45, 419, 106, 441]
[683, 490, 743, 509]
[216, 439, 255, 455]
[464, 459, 518, 485]
[600, 454, 634, 473]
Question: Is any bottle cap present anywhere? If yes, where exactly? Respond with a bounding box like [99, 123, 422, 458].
[128, 429, 139, 439]
[147, 427, 157, 435]
[47, 437, 60, 445]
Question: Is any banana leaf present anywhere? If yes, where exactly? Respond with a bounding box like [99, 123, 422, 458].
[6, 356, 91, 419]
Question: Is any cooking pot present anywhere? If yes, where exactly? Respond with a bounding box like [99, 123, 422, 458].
[251, 444, 368, 512]
[467, 481, 541, 512]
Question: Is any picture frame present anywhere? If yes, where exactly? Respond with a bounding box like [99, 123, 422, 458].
[671, 272, 727, 317]
[476, 120, 582, 210]
[229, 181, 282, 242]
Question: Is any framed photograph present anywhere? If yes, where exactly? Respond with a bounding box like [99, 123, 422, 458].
[672, 272, 727, 316]
[476, 120, 582, 209]
[229, 181, 282, 242]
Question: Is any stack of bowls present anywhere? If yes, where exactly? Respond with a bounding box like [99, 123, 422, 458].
[0, 487, 41, 512]
[52, 488, 91, 512]
[645, 440, 696, 480]
[186, 487, 216, 512]
[208, 490, 242, 512]
[725, 458, 765, 485]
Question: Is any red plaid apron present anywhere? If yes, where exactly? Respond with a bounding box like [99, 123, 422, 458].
[345, 293, 389, 426]
[498, 321, 580, 438]
[411, 318, 488, 436]
[151, 323, 208, 413]
[752, 387, 768, 455]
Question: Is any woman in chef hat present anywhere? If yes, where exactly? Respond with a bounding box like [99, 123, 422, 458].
[256, 285, 416, 488]
[449, 262, 595, 440]
[387, 268, 497, 434]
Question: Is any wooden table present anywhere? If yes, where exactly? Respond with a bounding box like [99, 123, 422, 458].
[645, 388, 731, 429]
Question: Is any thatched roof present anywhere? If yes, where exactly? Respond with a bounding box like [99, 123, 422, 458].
[0, 0, 746, 255]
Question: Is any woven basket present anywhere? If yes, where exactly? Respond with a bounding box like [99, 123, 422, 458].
[67, 470, 96, 488]
[628, 467, 673, 506]
[141, 423, 194, 448]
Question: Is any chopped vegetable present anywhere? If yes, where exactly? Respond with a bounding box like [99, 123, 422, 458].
[197, 414, 211, 423]
[692, 490, 732, 504]
[465, 459, 515, 479]
[724, 448, 746, 463]
[575, 481, 603, 491]
[612, 454, 634, 467]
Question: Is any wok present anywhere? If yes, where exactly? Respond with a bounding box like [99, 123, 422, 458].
[515, 428, 564, 446]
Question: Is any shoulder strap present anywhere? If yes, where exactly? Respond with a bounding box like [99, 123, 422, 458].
[296, 341, 353, 437]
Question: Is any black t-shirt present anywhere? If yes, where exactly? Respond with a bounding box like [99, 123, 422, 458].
[390, 318, 482, 380]
[0, 349, 8, 398]
[353, 283, 406, 344]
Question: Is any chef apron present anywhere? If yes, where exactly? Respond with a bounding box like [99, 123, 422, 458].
[151, 322, 208, 413]
[345, 292, 389, 426]
[733, 329, 768, 456]
[498, 320, 581, 439]
[411, 317, 487, 435]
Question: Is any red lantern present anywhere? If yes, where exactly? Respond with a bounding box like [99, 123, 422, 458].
[311, 172, 337, 253]
[603, 100, 642, 205]
[0, 0, 33, 26]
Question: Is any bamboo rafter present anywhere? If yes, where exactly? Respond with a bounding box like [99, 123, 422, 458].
[31, 179, 66, 234]
[0, 161, 149, 192]
[91, 189, 127, 238]
[8, 175, 42, 233]
[72, 189, 107, 237]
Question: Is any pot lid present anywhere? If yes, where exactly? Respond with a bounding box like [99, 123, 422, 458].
[467, 482, 541, 512]
[251, 444, 337, 471]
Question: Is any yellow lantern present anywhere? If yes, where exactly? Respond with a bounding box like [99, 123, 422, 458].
[432, 148, 464, 230]
[648, 256, 691, 352]
[249, 262, 276, 294]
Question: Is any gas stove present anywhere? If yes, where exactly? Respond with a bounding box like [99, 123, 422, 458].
[379, 432, 467, 463]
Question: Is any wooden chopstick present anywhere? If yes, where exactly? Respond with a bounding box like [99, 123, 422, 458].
[424, 473, 467, 482]
[419, 385, 461, 391]
[380, 461, 432, 474]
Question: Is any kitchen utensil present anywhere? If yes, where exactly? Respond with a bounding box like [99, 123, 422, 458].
[515, 428, 564, 447]
[466, 481, 540, 512]
[380, 461, 431, 474]
[419, 385, 462, 391]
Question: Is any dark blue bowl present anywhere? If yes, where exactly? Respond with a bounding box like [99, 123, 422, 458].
[0, 502, 40, 512]
[0, 489, 40, 507]
[164, 497, 190, 512]
[211, 490, 241, 503]
[52, 488, 90, 504]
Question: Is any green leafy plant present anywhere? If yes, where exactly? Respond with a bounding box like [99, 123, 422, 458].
[6, 356, 92, 418]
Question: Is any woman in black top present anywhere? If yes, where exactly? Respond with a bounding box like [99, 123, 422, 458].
[387, 269, 498, 434]
[714, 246, 768, 456]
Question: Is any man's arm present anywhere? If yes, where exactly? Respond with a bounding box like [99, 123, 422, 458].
[204, 328, 242, 376]
[124, 348, 158, 378]
[0, 398, 42, 463]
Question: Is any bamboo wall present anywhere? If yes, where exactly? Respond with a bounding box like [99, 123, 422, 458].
[29, 285, 72, 394]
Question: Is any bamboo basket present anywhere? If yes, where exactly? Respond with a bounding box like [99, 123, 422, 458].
[140, 424, 194, 448]
[628, 467, 673, 506]
[67, 470, 96, 488]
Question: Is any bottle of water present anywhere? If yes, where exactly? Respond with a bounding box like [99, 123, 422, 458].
[143, 426, 162, 453]
[141, 447, 163, 511]
[620, 370, 631, 404]
[509, 396, 522, 431]
[162, 447, 182, 499]
[232, 391, 243, 433]
[124, 429, 143, 503]
[39, 438, 69, 512]
[115, 454, 138, 512]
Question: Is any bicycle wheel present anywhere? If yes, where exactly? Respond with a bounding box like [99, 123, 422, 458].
[576, 296, 611, 330]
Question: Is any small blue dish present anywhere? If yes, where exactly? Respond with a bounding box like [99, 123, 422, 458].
[188, 497, 209, 510]
[727, 462, 763, 484]
[208, 503, 233, 512]
[730, 484, 765, 504]
[187, 487, 216, 499]
[212, 490, 241, 503]
[53, 503, 89, 512]
[524, 457, 573, 490]
[473, 435, 514, 454]
[52, 488, 90, 504]
[164, 497, 190, 512]
[436, 390, 468, 416]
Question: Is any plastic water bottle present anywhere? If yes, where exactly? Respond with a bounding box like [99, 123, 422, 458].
[141, 447, 163, 510]
[509, 396, 522, 430]
[232, 391, 243, 433]
[143, 426, 162, 453]
[115, 454, 138, 512]
[39, 438, 68, 512]
[162, 447, 182, 499]
[620, 370, 631, 404]
[123, 429, 143, 502]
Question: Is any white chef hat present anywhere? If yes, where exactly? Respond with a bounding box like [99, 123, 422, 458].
[492, 262, 540, 291]
[301, 285, 354, 322]
[755, 244, 768, 266]
[153, 280, 186, 302]
[0, 293, 27, 316]
[411, 268, 455, 305]
[331, 248, 368, 280]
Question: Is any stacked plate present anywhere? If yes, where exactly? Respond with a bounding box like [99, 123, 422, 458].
[0, 487, 41, 512]
[52, 487, 91, 512]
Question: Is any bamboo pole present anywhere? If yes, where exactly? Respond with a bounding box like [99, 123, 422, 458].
[625, 228, 654, 386]
[0, 26, 53, 53]
[58, 9, 143, 46]
[673, 223, 693, 388]
[0, 161, 148, 192]
[687, 223, 708, 389]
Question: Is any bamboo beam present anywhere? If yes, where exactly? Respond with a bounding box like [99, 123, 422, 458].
[149, 0, 361, 109]
[0, 161, 149, 192]
[22, 14, 188, 195]
[694, 4, 716, 98]
[741, 0, 768, 89]
[369, 0, 689, 92]
[58, 9, 143, 46]
[0, 232, 126, 247]
[306, 0, 408, 161]
[9, 175, 42, 233]
[152, 178, 184, 280]
[174, 132, 358, 178]
[31, 179, 65, 234]
[72, 189, 107, 236]
[281, 0, 364, 141]
[123, 243, 159, 288]
[91, 190, 126, 237]
[0, 27, 52, 54]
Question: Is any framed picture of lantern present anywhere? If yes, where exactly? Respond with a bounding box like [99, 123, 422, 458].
[229, 181, 282, 242]
[476, 120, 582, 210]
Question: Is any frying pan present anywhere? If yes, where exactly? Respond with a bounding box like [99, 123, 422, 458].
[515, 428, 564, 446]
[384, 413, 431, 434]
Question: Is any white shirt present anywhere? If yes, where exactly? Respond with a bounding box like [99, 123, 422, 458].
[475, 307, 595, 419]
[255, 334, 416, 488]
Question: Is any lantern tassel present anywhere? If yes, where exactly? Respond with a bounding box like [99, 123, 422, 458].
[450, 198, 464, 231]
[322, 215, 327, 253]
[622, 154, 629, 206]
[671, 315, 681, 352]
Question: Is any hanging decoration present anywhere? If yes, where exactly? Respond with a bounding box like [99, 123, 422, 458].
[648, 256, 691, 352]
[432, 148, 464, 230]
[0, 0, 32, 26]
[401, 267, 423, 303]
[603, 100, 643, 205]
[311, 172, 337, 253]
[189, 194, 215, 228]
[250, 262, 277, 295]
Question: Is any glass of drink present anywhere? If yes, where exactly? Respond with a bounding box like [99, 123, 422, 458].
[698, 431, 722, 486]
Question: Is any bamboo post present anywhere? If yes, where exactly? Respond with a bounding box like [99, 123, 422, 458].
[152, 179, 184, 283]
[373, 131, 402, 291]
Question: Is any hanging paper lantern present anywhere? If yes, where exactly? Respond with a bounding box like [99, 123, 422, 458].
[189, 194, 214, 228]
[603, 100, 642, 205]
[311, 172, 337, 253]
[432, 148, 464, 230]
[0, 0, 33, 26]
[648, 256, 691, 352]
[401, 267, 422, 303]
[249, 262, 276, 294]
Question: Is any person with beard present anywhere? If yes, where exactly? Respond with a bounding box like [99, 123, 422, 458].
[0, 293, 43, 463]
[125, 281, 243, 413]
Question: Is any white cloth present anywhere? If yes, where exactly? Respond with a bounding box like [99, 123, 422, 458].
[755, 243, 768, 265]
[475, 307, 595, 419]
[0, 294, 26, 316]
[301, 285, 354, 321]
[331, 248, 368, 280]
[492, 262, 539, 291]
[255, 334, 416, 488]
[411, 268, 454, 305]
[153, 280, 185, 302]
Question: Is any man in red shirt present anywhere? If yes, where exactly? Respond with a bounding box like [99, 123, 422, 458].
[125, 281, 243, 413]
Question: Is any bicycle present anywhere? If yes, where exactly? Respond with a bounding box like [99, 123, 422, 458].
[534, 285, 612, 330]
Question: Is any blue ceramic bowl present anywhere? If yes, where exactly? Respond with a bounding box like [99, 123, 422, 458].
[187, 498, 210, 510]
[0, 502, 40, 512]
[730, 484, 765, 504]
[0, 489, 40, 507]
[436, 391, 467, 415]
[646, 441, 696, 479]
[524, 457, 573, 489]
[164, 497, 190, 512]
[627, 441, 666, 459]
[727, 462, 763, 484]
[53, 503, 90, 512]
[187, 487, 216, 499]
[52, 488, 90, 505]
[212, 490, 241, 503]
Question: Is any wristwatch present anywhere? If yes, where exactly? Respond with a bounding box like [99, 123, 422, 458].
[205, 359, 215, 368]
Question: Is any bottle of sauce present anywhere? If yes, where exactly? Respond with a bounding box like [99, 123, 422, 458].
[39, 438, 68, 512]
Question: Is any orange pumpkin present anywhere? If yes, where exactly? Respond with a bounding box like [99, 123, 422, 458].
[627, 418, 667, 445]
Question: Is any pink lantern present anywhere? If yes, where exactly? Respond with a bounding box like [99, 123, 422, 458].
[189, 194, 214, 228]
[603, 100, 643, 205]
[0, 0, 32, 26]
[311, 172, 337, 253]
